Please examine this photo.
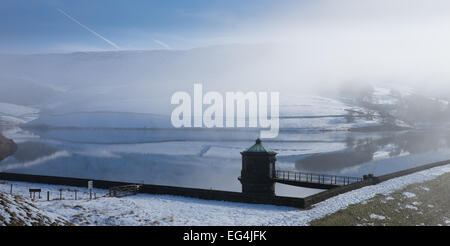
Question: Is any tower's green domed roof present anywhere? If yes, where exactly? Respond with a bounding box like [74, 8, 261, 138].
[244, 139, 276, 154]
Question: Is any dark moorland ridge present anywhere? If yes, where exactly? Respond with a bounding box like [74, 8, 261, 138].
[0, 133, 17, 162]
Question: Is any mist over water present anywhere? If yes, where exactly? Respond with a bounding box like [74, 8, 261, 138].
[2, 1, 450, 198]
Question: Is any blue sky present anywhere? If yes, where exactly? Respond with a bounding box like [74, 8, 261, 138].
[0, 0, 307, 53]
[3, 0, 450, 54]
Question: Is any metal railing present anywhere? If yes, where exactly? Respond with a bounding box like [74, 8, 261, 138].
[274, 170, 363, 186]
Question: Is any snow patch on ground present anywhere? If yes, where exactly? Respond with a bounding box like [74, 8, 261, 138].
[402, 192, 417, 199]
[405, 205, 418, 210]
[369, 214, 386, 220]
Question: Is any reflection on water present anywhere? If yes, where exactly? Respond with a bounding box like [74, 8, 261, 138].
[2, 127, 450, 197]
[13, 142, 59, 162]
[295, 130, 450, 176]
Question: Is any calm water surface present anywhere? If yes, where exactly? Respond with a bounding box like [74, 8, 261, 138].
[2, 127, 450, 197]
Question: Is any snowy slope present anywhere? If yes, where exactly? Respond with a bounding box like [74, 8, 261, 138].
[1, 163, 450, 226]
[279, 95, 381, 131]
[26, 111, 170, 129]
[0, 192, 71, 226]
[23, 95, 383, 131]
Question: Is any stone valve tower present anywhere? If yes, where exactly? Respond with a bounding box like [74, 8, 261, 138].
[239, 138, 277, 196]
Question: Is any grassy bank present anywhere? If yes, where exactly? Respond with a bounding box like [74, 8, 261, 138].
[310, 172, 450, 226]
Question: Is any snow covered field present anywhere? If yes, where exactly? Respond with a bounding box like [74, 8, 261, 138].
[2, 163, 450, 226]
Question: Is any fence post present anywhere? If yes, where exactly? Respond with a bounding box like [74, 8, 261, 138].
[47, 191, 50, 201]
[10, 184, 12, 195]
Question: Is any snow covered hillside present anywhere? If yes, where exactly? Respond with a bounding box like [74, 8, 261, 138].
[1, 162, 450, 226]
[26, 111, 170, 129]
[23, 95, 382, 131]
[279, 95, 382, 131]
[0, 192, 71, 226]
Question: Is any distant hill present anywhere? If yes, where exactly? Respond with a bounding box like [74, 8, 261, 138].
[0, 77, 60, 106]
[0, 44, 300, 114]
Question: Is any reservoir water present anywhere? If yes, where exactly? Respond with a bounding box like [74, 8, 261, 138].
[2, 126, 450, 197]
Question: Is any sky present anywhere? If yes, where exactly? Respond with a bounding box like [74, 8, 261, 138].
[0, 0, 305, 53]
[2, 0, 450, 54]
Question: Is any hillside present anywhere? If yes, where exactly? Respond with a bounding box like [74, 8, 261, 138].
[310, 171, 450, 226]
[0, 192, 71, 226]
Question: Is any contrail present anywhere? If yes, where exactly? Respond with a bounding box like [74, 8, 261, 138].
[58, 9, 120, 50]
[153, 39, 171, 50]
